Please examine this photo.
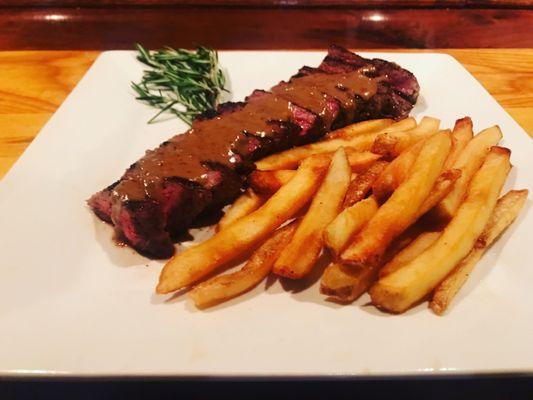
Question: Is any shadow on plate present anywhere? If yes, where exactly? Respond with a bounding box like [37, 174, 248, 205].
[275, 253, 344, 310]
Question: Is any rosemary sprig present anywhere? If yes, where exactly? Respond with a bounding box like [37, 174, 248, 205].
[132, 44, 227, 125]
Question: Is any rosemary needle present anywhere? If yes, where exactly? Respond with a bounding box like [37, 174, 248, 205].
[132, 44, 227, 125]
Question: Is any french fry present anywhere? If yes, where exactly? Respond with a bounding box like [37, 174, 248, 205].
[328, 118, 394, 139]
[384, 220, 435, 258]
[372, 133, 464, 202]
[417, 168, 462, 217]
[157, 156, 327, 293]
[370, 147, 511, 313]
[320, 263, 378, 303]
[433, 125, 503, 220]
[302, 149, 381, 174]
[341, 169, 458, 289]
[358, 168, 458, 291]
[255, 132, 380, 170]
[248, 170, 295, 195]
[371, 117, 441, 158]
[324, 196, 379, 258]
[250, 151, 381, 194]
[329, 117, 415, 140]
[444, 117, 473, 169]
[320, 222, 418, 303]
[273, 148, 352, 279]
[371, 138, 427, 199]
[375, 117, 417, 134]
[317, 149, 382, 173]
[379, 231, 442, 278]
[189, 221, 299, 309]
[343, 161, 388, 207]
[340, 132, 452, 268]
[430, 189, 528, 315]
[217, 189, 265, 231]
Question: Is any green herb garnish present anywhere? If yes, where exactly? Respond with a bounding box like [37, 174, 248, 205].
[132, 44, 227, 125]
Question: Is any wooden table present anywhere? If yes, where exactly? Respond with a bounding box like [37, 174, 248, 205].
[0, 49, 532, 179]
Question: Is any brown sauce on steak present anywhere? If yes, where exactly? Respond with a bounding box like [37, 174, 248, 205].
[113, 70, 377, 203]
[272, 70, 377, 128]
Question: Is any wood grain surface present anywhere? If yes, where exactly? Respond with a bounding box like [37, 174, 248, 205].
[1, 8, 532, 50]
[0, 49, 531, 179]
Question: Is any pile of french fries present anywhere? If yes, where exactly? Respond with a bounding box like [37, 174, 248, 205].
[157, 116, 528, 315]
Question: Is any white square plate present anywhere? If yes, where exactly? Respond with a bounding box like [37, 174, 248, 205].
[0, 51, 531, 378]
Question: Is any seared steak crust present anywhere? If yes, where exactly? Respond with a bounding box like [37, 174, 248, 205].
[89, 46, 420, 259]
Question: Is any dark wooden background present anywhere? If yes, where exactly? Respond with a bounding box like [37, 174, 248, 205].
[0, 0, 532, 50]
[1, 0, 532, 6]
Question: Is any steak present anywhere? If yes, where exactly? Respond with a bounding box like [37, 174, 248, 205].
[88, 45, 420, 259]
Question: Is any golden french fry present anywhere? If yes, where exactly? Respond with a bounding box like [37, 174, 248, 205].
[324, 196, 379, 258]
[340, 131, 452, 268]
[307, 150, 382, 173]
[373, 123, 462, 201]
[189, 221, 299, 309]
[433, 125, 503, 220]
[370, 147, 511, 313]
[379, 231, 442, 278]
[320, 224, 414, 303]
[343, 161, 388, 207]
[371, 117, 441, 158]
[383, 220, 435, 259]
[255, 132, 380, 171]
[430, 189, 528, 315]
[157, 156, 327, 293]
[345, 150, 383, 173]
[417, 168, 462, 217]
[273, 148, 351, 279]
[373, 117, 418, 135]
[372, 138, 427, 199]
[365, 168, 459, 290]
[248, 170, 295, 195]
[320, 263, 378, 303]
[444, 117, 474, 169]
[217, 189, 265, 231]
[375, 117, 417, 133]
[250, 151, 380, 194]
[368, 168, 460, 271]
[328, 118, 394, 139]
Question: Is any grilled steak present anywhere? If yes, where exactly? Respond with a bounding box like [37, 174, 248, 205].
[88, 45, 420, 259]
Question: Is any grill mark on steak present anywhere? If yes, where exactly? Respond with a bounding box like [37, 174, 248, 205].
[319, 45, 420, 110]
[89, 46, 420, 259]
